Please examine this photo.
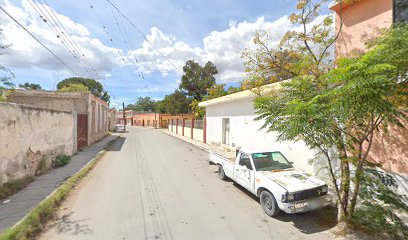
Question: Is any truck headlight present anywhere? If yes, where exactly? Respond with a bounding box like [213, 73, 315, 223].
[282, 193, 295, 202]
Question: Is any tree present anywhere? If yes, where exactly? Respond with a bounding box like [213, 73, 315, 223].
[126, 97, 156, 112]
[0, 29, 14, 101]
[252, 20, 408, 238]
[58, 83, 90, 93]
[57, 77, 110, 102]
[163, 90, 191, 115]
[180, 60, 218, 100]
[243, 0, 353, 221]
[19, 82, 42, 90]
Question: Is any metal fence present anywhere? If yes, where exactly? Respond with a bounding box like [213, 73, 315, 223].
[185, 119, 192, 128]
[194, 119, 203, 129]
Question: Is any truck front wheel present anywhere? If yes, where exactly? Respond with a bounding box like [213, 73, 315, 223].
[260, 191, 280, 217]
[218, 165, 227, 180]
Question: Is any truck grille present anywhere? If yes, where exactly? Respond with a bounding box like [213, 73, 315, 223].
[293, 186, 327, 202]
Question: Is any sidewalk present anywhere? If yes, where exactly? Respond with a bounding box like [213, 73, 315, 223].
[0, 134, 118, 233]
[160, 129, 236, 159]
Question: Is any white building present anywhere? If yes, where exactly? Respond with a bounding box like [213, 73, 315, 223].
[199, 82, 318, 174]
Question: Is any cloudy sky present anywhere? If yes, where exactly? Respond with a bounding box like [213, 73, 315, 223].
[0, 0, 330, 107]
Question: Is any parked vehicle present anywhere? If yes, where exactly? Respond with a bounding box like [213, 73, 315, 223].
[209, 148, 331, 217]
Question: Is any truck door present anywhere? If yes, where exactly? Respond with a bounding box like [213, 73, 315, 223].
[235, 153, 255, 192]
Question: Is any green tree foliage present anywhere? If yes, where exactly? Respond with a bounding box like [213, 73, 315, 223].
[190, 84, 242, 119]
[254, 23, 408, 236]
[162, 90, 191, 115]
[56, 77, 110, 102]
[19, 82, 42, 90]
[0, 29, 14, 101]
[58, 83, 90, 93]
[180, 60, 218, 100]
[126, 97, 156, 112]
[241, 0, 357, 90]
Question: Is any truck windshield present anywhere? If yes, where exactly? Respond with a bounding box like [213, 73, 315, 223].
[251, 152, 292, 171]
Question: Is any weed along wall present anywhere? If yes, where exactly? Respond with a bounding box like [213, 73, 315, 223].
[0, 102, 75, 186]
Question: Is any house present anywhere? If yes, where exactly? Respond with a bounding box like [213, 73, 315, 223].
[7, 90, 115, 150]
[116, 110, 133, 125]
[330, 0, 408, 176]
[198, 82, 317, 174]
[133, 113, 193, 128]
[330, 0, 407, 58]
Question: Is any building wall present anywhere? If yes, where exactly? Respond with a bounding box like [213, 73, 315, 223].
[0, 103, 75, 185]
[7, 90, 89, 114]
[206, 97, 316, 174]
[88, 95, 109, 145]
[331, 0, 392, 58]
[7, 90, 110, 147]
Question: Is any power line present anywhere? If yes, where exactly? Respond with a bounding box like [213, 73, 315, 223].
[0, 5, 79, 76]
[28, 0, 101, 79]
[41, 0, 102, 79]
[105, 0, 152, 96]
[88, 0, 152, 97]
[106, 0, 180, 73]
[0, 5, 114, 104]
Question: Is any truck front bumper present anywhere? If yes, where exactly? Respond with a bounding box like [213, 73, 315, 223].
[280, 195, 332, 214]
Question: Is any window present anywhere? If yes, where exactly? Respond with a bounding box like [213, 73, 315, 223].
[251, 152, 293, 171]
[394, 0, 408, 23]
[239, 153, 253, 170]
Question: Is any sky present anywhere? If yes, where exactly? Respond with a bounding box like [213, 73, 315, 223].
[0, 0, 331, 108]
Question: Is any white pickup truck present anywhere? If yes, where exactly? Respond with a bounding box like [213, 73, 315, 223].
[209, 148, 331, 217]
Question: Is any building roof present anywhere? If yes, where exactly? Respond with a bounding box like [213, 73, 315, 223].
[198, 80, 289, 107]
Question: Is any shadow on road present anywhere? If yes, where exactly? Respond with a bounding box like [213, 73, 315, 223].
[231, 181, 336, 235]
[47, 211, 93, 236]
[107, 136, 126, 151]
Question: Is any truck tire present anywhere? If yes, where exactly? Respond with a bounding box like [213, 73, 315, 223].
[218, 165, 228, 180]
[260, 191, 280, 217]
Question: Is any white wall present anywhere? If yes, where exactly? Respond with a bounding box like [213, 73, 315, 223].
[206, 97, 316, 173]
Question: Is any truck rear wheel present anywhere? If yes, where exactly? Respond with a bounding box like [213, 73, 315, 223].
[218, 165, 227, 180]
[260, 191, 280, 217]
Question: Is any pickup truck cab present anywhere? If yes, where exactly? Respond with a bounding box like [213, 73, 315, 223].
[209, 148, 331, 217]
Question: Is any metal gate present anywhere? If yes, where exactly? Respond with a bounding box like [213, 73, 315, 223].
[77, 114, 88, 150]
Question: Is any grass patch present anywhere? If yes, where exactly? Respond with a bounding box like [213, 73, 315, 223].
[52, 154, 71, 168]
[0, 137, 118, 240]
[0, 176, 35, 201]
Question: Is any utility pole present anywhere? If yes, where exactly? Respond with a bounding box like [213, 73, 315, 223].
[154, 111, 157, 128]
[122, 102, 126, 131]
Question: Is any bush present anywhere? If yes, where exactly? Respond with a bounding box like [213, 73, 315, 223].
[52, 154, 71, 168]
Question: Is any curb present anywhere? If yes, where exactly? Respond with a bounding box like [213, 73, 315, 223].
[0, 135, 119, 240]
[160, 129, 211, 153]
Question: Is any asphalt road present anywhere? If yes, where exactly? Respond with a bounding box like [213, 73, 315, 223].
[40, 127, 335, 240]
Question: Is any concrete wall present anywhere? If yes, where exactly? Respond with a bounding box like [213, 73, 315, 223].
[8, 90, 110, 147]
[8, 90, 89, 114]
[331, 0, 392, 58]
[206, 97, 317, 174]
[88, 95, 109, 145]
[193, 129, 204, 142]
[0, 102, 75, 185]
[108, 109, 117, 131]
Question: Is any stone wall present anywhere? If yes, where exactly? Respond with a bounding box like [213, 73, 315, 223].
[0, 102, 75, 185]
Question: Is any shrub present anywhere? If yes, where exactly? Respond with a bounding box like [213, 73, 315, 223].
[52, 154, 71, 168]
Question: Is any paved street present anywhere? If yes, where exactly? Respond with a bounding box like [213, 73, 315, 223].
[40, 127, 334, 240]
[0, 134, 118, 233]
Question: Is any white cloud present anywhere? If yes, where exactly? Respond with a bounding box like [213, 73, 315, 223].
[0, 0, 298, 84]
[128, 16, 292, 83]
[0, 0, 122, 78]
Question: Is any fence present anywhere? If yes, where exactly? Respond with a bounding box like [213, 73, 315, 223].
[168, 118, 206, 143]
